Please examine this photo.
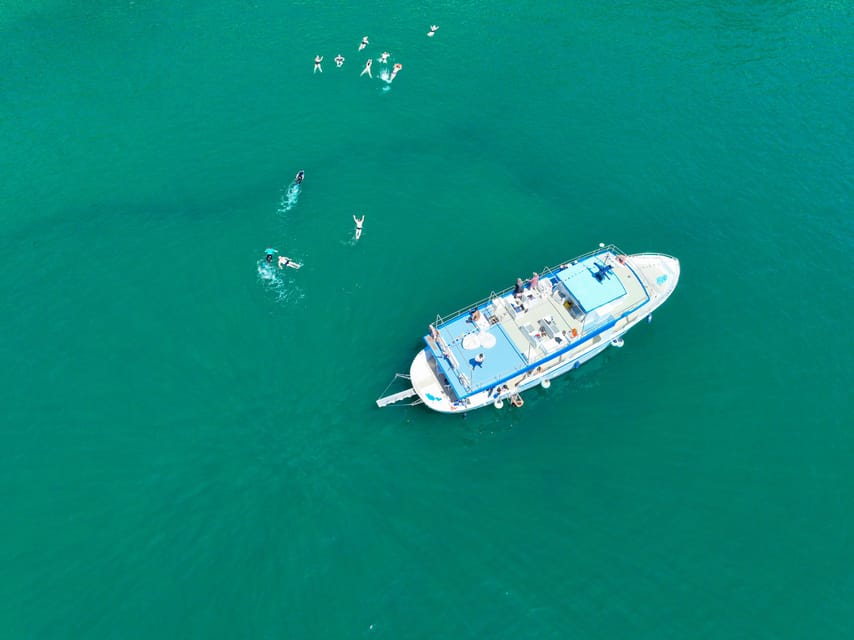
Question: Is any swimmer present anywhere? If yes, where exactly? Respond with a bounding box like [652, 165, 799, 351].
[313, 55, 323, 73]
[358, 36, 369, 51]
[378, 51, 390, 64]
[264, 248, 277, 263]
[334, 54, 345, 67]
[390, 63, 402, 82]
[360, 58, 372, 78]
[353, 214, 365, 240]
[295, 170, 304, 184]
[427, 25, 439, 37]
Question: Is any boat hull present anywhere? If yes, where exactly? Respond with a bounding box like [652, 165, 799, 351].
[406, 250, 679, 413]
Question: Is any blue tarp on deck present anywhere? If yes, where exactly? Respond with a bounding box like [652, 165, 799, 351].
[427, 307, 528, 400]
[557, 254, 627, 313]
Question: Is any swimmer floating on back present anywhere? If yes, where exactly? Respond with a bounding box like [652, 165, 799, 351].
[360, 58, 372, 78]
[353, 214, 365, 240]
[358, 36, 369, 51]
[378, 51, 390, 64]
[313, 55, 323, 73]
[334, 54, 345, 67]
[277, 255, 302, 270]
[390, 63, 403, 82]
[427, 25, 439, 37]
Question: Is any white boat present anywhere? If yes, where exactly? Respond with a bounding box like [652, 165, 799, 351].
[377, 245, 679, 413]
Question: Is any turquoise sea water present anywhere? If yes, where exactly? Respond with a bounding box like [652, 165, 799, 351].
[2, 1, 852, 637]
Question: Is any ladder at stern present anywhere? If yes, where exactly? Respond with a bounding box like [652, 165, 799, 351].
[376, 374, 422, 408]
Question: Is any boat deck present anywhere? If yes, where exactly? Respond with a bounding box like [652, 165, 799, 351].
[426, 250, 651, 401]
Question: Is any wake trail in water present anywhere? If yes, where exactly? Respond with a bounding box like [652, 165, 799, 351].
[257, 260, 304, 304]
[277, 183, 301, 214]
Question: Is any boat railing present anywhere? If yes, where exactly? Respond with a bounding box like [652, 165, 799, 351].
[434, 245, 623, 326]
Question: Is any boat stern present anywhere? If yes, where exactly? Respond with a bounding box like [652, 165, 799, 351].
[409, 348, 460, 413]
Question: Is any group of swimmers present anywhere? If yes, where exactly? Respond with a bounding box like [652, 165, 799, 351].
[313, 26, 438, 80]
[265, 170, 366, 270]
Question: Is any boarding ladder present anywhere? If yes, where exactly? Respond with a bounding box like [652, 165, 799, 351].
[376, 374, 422, 407]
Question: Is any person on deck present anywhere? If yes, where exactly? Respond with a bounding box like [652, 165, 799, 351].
[430, 324, 441, 340]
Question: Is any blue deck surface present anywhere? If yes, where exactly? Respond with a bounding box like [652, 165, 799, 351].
[557, 254, 627, 312]
[427, 310, 527, 400]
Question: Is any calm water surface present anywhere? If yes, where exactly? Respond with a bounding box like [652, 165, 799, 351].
[1, 1, 852, 637]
